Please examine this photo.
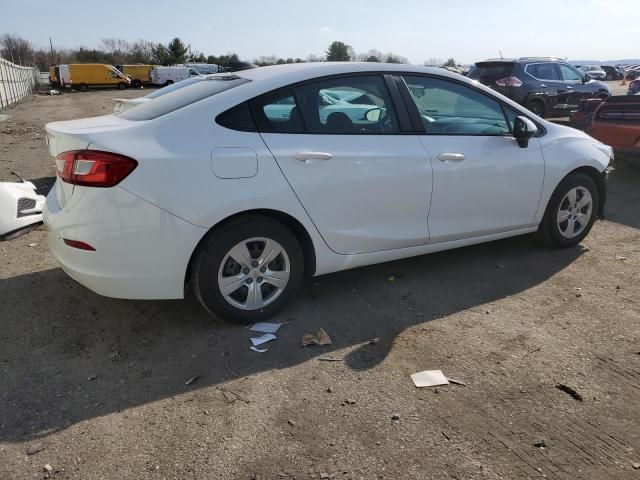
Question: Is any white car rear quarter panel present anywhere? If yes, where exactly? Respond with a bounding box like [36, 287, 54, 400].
[44, 184, 206, 299]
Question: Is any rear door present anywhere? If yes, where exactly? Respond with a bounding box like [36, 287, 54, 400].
[253, 74, 432, 255]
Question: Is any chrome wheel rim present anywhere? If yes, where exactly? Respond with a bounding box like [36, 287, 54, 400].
[217, 237, 290, 311]
[557, 187, 593, 239]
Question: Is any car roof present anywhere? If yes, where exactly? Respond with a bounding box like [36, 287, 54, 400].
[230, 62, 458, 84]
[476, 57, 565, 65]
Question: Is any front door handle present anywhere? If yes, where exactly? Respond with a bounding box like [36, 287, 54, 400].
[540, 84, 547, 88]
[437, 153, 466, 162]
[295, 151, 334, 161]
[566, 85, 574, 89]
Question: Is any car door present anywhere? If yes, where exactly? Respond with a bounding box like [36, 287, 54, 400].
[253, 74, 432, 255]
[524, 62, 564, 114]
[398, 75, 545, 243]
[557, 63, 587, 110]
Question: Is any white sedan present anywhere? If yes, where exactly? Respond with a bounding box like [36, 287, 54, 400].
[44, 63, 612, 323]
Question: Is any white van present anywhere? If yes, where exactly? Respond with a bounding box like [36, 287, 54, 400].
[150, 66, 201, 86]
[184, 63, 221, 74]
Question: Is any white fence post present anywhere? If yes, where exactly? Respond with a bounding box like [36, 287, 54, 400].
[0, 57, 42, 111]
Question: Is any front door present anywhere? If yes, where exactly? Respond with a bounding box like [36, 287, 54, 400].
[557, 63, 586, 111]
[253, 74, 432, 255]
[399, 75, 545, 243]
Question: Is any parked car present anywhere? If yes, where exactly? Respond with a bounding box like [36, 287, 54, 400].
[625, 66, 640, 81]
[569, 98, 604, 130]
[587, 95, 640, 152]
[468, 57, 610, 117]
[628, 78, 640, 96]
[150, 66, 201, 86]
[602, 65, 624, 81]
[578, 65, 607, 81]
[112, 75, 211, 113]
[116, 64, 154, 88]
[43, 63, 611, 322]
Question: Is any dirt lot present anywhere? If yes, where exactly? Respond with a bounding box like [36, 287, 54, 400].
[1, 86, 639, 480]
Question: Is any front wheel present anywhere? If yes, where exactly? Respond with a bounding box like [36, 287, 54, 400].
[193, 216, 304, 323]
[536, 172, 599, 248]
[526, 100, 546, 118]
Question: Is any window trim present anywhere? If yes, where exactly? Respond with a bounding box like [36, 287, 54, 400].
[557, 63, 584, 82]
[396, 73, 523, 137]
[248, 71, 413, 136]
[523, 62, 561, 82]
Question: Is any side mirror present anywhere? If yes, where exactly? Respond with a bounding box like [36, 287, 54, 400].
[364, 107, 382, 122]
[513, 116, 538, 148]
[583, 73, 591, 83]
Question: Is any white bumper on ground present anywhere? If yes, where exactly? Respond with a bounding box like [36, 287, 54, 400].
[44, 181, 207, 300]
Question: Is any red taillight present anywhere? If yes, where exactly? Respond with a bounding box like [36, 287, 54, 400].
[55, 150, 137, 187]
[63, 239, 96, 251]
[495, 76, 523, 87]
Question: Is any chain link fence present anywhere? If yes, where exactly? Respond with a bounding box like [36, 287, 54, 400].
[0, 57, 42, 111]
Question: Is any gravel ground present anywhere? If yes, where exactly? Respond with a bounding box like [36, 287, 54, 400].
[0, 85, 639, 480]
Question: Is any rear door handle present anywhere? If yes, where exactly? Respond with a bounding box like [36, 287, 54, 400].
[437, 153, 466, 162]
[295, 152, 333, 161]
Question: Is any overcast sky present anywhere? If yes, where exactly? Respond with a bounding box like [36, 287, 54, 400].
[2, 0, 639, 64]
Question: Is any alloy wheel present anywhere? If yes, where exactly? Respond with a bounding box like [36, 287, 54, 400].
[557, 187, 593, 239]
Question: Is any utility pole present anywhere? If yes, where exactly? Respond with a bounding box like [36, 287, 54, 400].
[49, 37, 54, 66]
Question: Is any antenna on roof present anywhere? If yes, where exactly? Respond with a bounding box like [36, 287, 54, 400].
[499, 50, 503, 59]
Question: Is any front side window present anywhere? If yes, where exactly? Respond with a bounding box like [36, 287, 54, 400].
[526, 63, 559, 81]
[294, 75, 399, 134]
[559, 64, 583, 82]
[402, 76, 510, 135]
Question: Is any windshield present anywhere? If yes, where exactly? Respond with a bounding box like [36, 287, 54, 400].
[118, 76, 250, 121]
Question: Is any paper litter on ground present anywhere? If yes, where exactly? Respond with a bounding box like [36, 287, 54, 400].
[250, 333, 277, 347]
[250, 346, 268, 353]
[410, 370, 450, 387]
[249, 322, 282, 334]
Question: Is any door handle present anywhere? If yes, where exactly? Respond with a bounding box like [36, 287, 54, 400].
[566, 85, 574, 89]
[540, 84, 547, 88]
[437, 153, 466, 162]
[295, 152, 333, 161]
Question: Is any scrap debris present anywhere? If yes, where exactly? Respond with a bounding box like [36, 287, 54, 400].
[556, 383, 583, 402]
[249, 322, 282, 334]
[250, 333, 276, 347]
[410, 370, 450, 387]
[302, 328, 332, 346]
[185, 375, 200, 385]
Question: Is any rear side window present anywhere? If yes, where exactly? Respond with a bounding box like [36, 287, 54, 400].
[251, 90, 304, 133]
[525, 63, 559, 81]
[216, 102, 257, 131]
[119, 76, 250, 120]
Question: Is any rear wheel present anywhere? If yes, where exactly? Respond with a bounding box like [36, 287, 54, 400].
[132, 79, 142, 89]
[164, 80, 174, 87]
[193, 216, 305, 323]
[77, 83, 88, 92]
[526, 99, 546, 117]
[536, 172, 599, 248]
[117, 82, 127, 90]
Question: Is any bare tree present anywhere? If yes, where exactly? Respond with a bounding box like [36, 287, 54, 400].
[100, 38, 131, 64]
[0, 34, 34, 64]
[425, 57, 444, 66]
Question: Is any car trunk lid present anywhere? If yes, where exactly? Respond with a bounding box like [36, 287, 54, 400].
[469, 61, 517, 95]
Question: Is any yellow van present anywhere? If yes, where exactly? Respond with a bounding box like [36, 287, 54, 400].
[67, 64, 131, 92]
[117, 65, 154, 88]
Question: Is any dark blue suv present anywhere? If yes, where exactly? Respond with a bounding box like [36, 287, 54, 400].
[468, 57, 611, 118]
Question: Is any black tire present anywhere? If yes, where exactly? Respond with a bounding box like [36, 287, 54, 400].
[193, 215, 305, 323]
[526, 99, 546, 118]
[536, 172, 599, 248]
[132, 79, 142, 89]
[117, 82, 127, 90]
[78, 83, 88, 92]
[164, 80, 174, 87]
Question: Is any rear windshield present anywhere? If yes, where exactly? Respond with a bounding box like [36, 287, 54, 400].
[145, 77, 204, 99]
[119, 76, 250, 121]
[468, 62, 515, 81]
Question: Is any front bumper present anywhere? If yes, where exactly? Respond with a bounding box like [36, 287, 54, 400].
[44, 182, 206, 299]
